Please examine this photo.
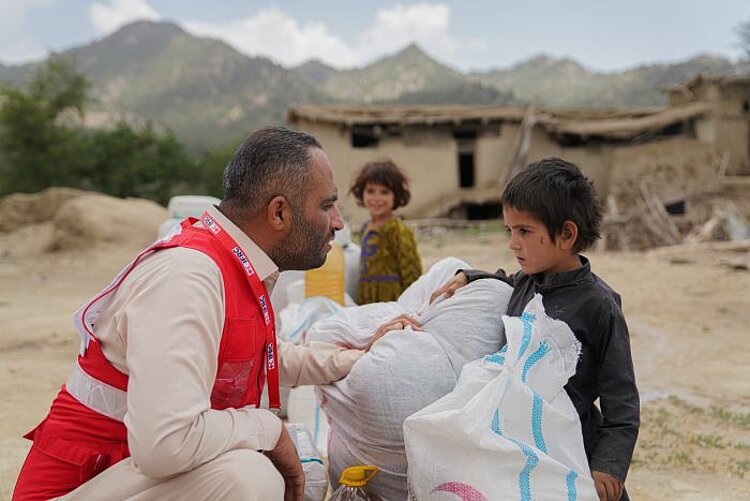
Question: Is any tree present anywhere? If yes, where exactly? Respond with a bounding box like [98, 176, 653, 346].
[0, 56, 92, 194]
[87, 124, 198, 204]
[194, 144, 235, 198]
[0, 56, 202, 204]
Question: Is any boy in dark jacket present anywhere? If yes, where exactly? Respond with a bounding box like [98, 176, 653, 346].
[431, 158, 639, 501]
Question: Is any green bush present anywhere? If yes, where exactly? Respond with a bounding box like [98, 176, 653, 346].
[0, 56, 226, 205]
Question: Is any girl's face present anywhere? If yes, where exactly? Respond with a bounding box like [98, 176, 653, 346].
[362, 182, 395, 219]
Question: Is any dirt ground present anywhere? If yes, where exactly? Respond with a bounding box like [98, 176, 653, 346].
[1, 209, 749, 500]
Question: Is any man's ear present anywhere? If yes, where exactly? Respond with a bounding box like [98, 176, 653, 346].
[266, 195, 292, 232]
[559, 220, 579, 251]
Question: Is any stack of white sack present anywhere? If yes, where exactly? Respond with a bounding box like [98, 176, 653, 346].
[286, 423, 329, 501]
[307, 257, 513, 500]
[287, 384, 330, 457]
[404, 294, 599, 501]
[270, 222, 361, 316]
[266, 280, 349, 424]
[262, 229, 359, 417]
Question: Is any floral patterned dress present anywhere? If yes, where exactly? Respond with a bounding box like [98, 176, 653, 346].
[358, 218, 422, 304]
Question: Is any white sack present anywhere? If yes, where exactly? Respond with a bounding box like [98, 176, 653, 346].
[308, 258, 513, 500]
[404, 294, 598, 501]
[286, 423, 329, 501]
[287, 385, 331, 457]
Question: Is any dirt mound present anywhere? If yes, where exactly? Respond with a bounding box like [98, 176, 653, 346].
[48, 194, 167, 252]
[0, 187, 88, 232]
[0, 222, 54, 259]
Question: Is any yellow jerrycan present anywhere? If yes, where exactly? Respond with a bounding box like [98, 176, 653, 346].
[328, 465, 382, 501]
[304, 242, 345, 306]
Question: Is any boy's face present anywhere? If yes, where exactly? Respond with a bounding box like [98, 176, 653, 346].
[503, 206, 581, 275]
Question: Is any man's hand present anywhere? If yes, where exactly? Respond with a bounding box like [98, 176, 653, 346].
[364, 314, 422, 351]
[429, 272, 468, 304]
[592, 470, 623, 501]
[265, 426, 304, 501]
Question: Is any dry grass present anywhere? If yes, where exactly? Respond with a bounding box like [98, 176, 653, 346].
[634, 397, 750, 478]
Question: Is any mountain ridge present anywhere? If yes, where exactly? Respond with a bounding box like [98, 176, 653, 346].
[1, 21, 745, 150]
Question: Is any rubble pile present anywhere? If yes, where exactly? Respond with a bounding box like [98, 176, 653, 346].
[601, 176, 750, 251]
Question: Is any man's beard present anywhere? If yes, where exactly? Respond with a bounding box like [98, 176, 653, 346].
[270, 212, 331, 271]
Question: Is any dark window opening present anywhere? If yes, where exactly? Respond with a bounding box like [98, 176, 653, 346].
[454, 129, 478, 140]
[467, 202, 501, 220]
[664, 199, 686, 216]
[557, 120, 695, 147]
[448, 202, 502, 220]
[557, 134, 588, 147]
[743, 101, 750, 113]
[659, 121, 687, 137]
[632, 121, 689, 143]
[456, 136, 476, 188]
[459, 150, 475, 188]
[351, 128, 379, 148]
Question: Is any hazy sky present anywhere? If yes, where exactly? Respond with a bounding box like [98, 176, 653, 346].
[1, 0, 747, 72]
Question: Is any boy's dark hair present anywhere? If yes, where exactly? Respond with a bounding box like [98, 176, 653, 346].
[502, 157, 602, 252]
[349, 160, 411, 210]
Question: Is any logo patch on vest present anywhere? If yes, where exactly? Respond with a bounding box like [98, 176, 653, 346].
[259, 294, 271, 324]
[267, 343, 276, 370]
[232, 246, 256, 276]
[202, 215, 221, 234]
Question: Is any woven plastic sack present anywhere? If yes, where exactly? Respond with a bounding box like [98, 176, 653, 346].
[404, 294, 598, 501]
[287, 385, 330, 457]
[308, 258, 513, 500]
[286, 423, 329, 501]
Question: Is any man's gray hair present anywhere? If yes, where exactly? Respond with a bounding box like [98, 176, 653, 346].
[222, 126, 322, 216]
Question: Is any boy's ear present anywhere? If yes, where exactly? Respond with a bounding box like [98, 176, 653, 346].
[559, 220, 579, 251]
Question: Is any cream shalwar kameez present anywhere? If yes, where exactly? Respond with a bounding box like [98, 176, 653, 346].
[57, 207, 363, 500]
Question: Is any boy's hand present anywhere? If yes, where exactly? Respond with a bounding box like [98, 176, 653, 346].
[429, 272, 468, 304]
[592, 470, 623, 501]
[365, 314, 422, 351]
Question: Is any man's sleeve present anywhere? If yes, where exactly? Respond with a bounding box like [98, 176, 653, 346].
[123, 249, 282, 479]
[279, 340, 364, 387]
[590, 303, 640, 481]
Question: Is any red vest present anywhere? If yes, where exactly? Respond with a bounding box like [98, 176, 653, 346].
[13, 217, 279, 501]
[75, 220, 273, 410]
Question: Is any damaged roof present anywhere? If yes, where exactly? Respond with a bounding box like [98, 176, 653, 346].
[288, 101, 709, 141]
[288, 104, 527, 126]
[539, 101, 710, 140]
[665, 73, 750, 93]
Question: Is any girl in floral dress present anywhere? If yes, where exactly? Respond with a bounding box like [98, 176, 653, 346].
[349, 160, 422, 304]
